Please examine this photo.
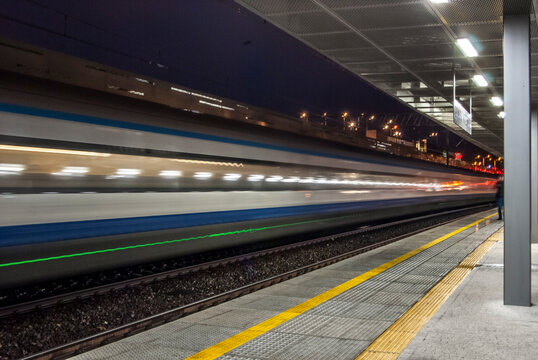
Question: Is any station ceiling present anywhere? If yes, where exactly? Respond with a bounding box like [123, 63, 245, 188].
[236, 0, 537, 156]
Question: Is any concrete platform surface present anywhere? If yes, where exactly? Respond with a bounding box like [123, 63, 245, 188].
[70, 211, 503, 360]
[400, 229, 538, 360]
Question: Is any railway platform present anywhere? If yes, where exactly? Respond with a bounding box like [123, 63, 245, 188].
[70, 210, 536, 360]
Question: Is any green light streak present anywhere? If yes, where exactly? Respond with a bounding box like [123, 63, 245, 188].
[0, 214, 355, 268]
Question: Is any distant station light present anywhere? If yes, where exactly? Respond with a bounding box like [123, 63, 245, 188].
[498, 111, 505, 119]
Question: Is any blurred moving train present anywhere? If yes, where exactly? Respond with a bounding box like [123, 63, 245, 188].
[0, 101, 496, 289]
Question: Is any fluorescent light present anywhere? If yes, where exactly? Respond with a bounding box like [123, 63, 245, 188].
[223, 173, 241, 181]
[430, 0, 449, 3]
[456, 38, 478, 57]
[0, 163, 25, 172]
[128, 90, 144, 96]
[194, 172, 212, 179]
[490, 96, 503, 106]
[498, 111, 506, 118]
[0, 145, 110, 157]
[116, 169, 141, 176]
[247, 174, 264, 181]
[159, 170, 182, 177]
[471, 74, 488, 87]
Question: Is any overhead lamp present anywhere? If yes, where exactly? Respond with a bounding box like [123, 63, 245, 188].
[456, 38, 478, 57]
[430, 0, 449, 3]
[490, 96, 503, 106]
[471, 74, 488, 87]
[498, 111, 505, 119]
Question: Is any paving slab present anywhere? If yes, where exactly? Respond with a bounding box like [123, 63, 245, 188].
[399, 237, 538, 360]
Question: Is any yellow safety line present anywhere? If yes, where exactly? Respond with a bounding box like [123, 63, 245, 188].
[186, 213, 496, 360]
[355, 226, 503, 360]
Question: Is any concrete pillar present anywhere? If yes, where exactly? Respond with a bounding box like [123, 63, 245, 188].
[503, 14, 532, 306]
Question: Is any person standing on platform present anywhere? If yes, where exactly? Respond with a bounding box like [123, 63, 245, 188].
[496, 176, 504, 220]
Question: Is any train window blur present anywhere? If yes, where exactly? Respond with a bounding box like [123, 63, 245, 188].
[0, 144, 494, 194]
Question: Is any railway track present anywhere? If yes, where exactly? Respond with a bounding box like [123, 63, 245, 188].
[1, 204, 492, 360]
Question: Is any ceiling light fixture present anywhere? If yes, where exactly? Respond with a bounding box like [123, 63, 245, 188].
[456, 38, 478, 57]
[471, 74, 488, 87]
[490, 97, 503, 106]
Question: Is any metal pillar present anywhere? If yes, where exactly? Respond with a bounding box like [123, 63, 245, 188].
[531, 107, 538, 243]
[503, 15, 532, 306]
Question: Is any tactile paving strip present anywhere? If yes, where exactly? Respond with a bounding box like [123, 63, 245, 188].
[215, 219, 502, 360]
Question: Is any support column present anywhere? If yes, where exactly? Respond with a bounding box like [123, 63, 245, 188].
[531, 107, 538, 243]
[503, 15, 532, 306]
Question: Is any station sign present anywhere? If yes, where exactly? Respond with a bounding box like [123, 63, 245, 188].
[453, 99, 472, 135]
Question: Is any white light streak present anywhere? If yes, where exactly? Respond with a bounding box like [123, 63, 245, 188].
[53, 166, 89, 176]
[198, 100, 234, 111]
[0, 145, 110, 157]
[128, 90, 145, 96]
[134, 77, 150, 84]
[194, 172, 212, 179]
[171, 87, 222, 103]
[266, 175, 283, 182]
[0, 163, 25, 172]
[116, 168, 141, 176]
[192, 92, 222, 103]
[223, 173, 242, 181]
[281, 176, 300, 183]
[247, 174, 264, 181]
[159, 170, 182, 178]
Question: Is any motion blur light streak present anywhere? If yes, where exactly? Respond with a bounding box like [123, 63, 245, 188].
[0, 163, 25, 172]
[198, 100, 235, 111]
[159, 170, 182, 177]
[247, 174, 264, 181]
[52, 166, 89, 176]
[172, 159, 243, 167]
[223, 173, 242, 181]
[116, 169, 141, 176]
[0, 145, 111, 157]
[266, 175, 283, 182]
[0, 163, 25, 174]
[194, 172, 213, 179]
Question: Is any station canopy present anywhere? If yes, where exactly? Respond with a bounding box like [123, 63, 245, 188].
[236, 0, 538, 156]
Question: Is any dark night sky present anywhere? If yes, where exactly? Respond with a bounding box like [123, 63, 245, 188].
[0, 0, 485, 158]
[1, 0, 414, 116]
